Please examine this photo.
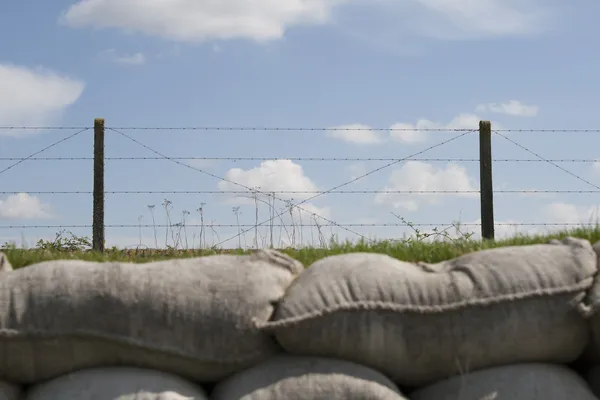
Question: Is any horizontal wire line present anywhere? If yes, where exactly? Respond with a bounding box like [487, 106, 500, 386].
[2, 126, 600, 132]
[2, 157, 600, 163]
[0, 223, 595, 229]
[3, 190, 600, 195]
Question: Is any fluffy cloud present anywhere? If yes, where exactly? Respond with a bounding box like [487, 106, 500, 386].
[476, 100, 539, 117]
[390, 113, 482, 143]
[375, 161, 478, 211]
[61, 0, 555, 44]
[219, 159, 318, 200]
[0, 64, 84, 129]
[61, 0, 347, 43]
[409, 0, 554, 39]
[328, 113, 484, 146]
[99, 49, 146, 65]
[327, 124, 384, 145]
[0, 193, 53, 219]
[218, 159, 330, 220]
[541, 202, 600, 225]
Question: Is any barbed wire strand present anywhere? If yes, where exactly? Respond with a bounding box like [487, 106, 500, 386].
[211, 131, 475, 247]
[0, 128, 90, 177]
[3, 156, 600, 163]
[3, 189, 600, 195]
[0, 126, 89, 130]
[0, 222, 594, 229]
[2, 125, 600, 132]
[106, 127, 369, 243]
[493, 131, 600, 191]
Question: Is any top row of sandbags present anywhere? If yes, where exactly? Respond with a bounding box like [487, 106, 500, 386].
[0, 237, 599, 388]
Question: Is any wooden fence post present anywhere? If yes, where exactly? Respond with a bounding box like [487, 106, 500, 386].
[479, 120, 495, 240]
[93, 118, 105, 252]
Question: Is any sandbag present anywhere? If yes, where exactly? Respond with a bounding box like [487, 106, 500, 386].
[582, 240, 600, 362]
[210, 355, 407, 400]
[411, 363, 598, 400]
[0, 379, 21, 400]
[0, 253, 11, 272]
[263, 237, 596, 386]
[26, 367, 207, 400]
[0, 249, 303, 383]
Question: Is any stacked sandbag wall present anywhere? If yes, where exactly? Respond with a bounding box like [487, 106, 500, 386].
[1, 237, 600, 398]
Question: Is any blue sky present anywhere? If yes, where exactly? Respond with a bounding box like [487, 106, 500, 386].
[2, 0, 600, 249]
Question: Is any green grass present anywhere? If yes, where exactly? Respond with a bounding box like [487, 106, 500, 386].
[3, 225, 600, 270]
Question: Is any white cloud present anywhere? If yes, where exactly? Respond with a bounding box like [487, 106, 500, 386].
[61, 0, 555, 45]
[390, 113, 484, 143]
[0, 193, 53, 220]
[542, 202, 600, 225]
[327, 113, 487, 145]
[409, 0, 554, 39]
[476, 100, 539, 117]
[217, 159, 330, 221]
[327, 124, 384, 145]
[375, 161, 478, 211]
[61, 0, 347, 43]
[219, 159, 318, 201]
[100, 49, 146, 65]
[0, 64, 84, 129]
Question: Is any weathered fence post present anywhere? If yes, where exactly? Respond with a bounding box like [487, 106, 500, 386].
[479, 120, 495, 240]
[93, 118, 105, 252]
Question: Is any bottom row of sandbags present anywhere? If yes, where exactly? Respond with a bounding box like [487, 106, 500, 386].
[2, 357, 600, 399]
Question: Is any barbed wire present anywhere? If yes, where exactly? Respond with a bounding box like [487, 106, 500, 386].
[3, 189, 600, 195]
[106, 127, 475, 247]
[2, 125, 600, 132]
[493, 131, 600, 191]
[0, 128, 90, 176]
[105, 127, 370, 242]
[0, 222, 594, 229]
[2, 156, 600, 163]
[0, 126, 89, 130]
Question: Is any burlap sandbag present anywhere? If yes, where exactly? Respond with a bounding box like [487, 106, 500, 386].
[25, 367, 207, 400]
[0, 380, 21, 400]
[411, 363, 598, 400]
[0, 249, 303, 384]
[263, 237, 596, 387]
[0, 253, 11, 272]
[581, 240, 600, 362]
[211, 355, 407, 400]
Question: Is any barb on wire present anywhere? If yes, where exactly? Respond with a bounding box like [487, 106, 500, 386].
[0, 222, 595, 229]
[0, 128, 90, 176]
[106, 127, 369, 242]
[493, 131, 600, 191]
